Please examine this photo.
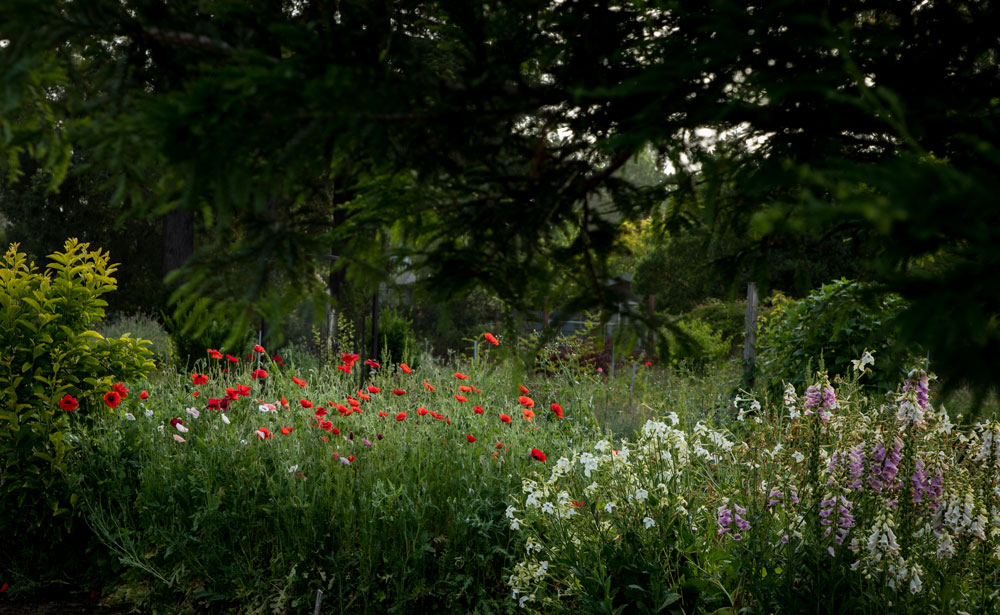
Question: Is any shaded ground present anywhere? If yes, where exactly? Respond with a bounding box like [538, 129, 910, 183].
[0, 594, 137, 615]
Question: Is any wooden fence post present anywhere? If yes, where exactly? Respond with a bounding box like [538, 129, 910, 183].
[743, 282, 758, 387]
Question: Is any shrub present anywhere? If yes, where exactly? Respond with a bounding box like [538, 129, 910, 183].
[0, 239, 154, 551]
[660, 317, 730, 371]
[99, 312, 173, 367]
[756, 279, 911, 392]
[376, 306, 419, 368]
[684, 298, 747, 357]
[165, 297, 254, 369]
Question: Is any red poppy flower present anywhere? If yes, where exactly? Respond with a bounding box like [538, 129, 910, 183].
[517, 396, 535, 408]
[192, 391, 200, 397]
[347, 455, 356, 462]
[417, 407, 429, 416]
[378, 411, 389, 418]
[400, 363, 412, 373]
[300, 399, 314, 409]
[472, 386, 482, 393]
[272, 355, 284, 366]
[347, 397, 360, 407]
[332, 427, 341, 435]
[280, 396, 288, 407]
[253, 345, 266, 354]
[336, 365, 351, 373]
[236, 384, 251, 397]
[496, 442, 504, 449]
[113, 382, 130, 398]
[454, 395, 468, 402]
[430, 411, 444, 420]
[292, 376, 307, 387]
[518, 384, 530, 394]
[226, 354, 239, 363]
[208, 348, 223, 359]
[314, 408, 328, 417]
[473, 405, 484, 414]
[320, 420, 333, 431]
[484, 332, 499, 346]
[572, 501, 585, 508]
[1, 582, 7, 592]
[59, 394, 79, 411]
[170, 417, 184, 428]
[531, 448, 547, 462]
[337, 404, 351, 416]
[423, 381, 435, 391]
[368, 386, 380, 394]
[139, 390, 149, 400]
[103, 391, 121, 409]
[280, 426, 293, 435]
[499, 413, 512, 424]
[341, 353, 360, 365]
[522, 408, 536, 421]
[257, 427, 272, 440]
[365, 359, 381, 369]
[466, 435, 477, 443]
[454, 372, 469, 380]
[393, 389, 406, 396]
[359, 392, 370, 401]
[644, 361, 652, 366]
[251, 369, 268, 379]
[396, 412, 407, 421]
[207, 398, 223, 410]
[551, 403, 564, 418]
[458, 385, 473, 392]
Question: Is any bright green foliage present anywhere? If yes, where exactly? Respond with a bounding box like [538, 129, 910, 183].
[0, 239, 154, 544]
[757, 280, 910, 391]
[662, 318, 731, 372]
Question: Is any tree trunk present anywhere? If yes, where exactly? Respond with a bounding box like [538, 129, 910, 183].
[162, 208, 194, 280]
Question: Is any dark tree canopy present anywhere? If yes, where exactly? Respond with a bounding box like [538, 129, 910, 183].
[1, 0, 998, 397]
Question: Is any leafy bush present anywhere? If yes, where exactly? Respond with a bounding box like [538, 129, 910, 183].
[165, 297, 254, 369]
[684, 299, 747, 357]
[757, 279, 911, 391]
[377, 306, 419, 368]
[0, 239, 154, 550]
[99, 312, 173, 367]
[660, 317, 731, 371]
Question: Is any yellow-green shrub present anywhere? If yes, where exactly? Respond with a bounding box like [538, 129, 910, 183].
[0, 239, 154, 544]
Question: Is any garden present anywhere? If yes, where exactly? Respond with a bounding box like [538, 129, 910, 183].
[1, 240, 997, 614]
[2, 1, 1000, 613]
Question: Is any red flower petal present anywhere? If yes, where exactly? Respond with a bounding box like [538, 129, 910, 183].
[466, 435, 477, 443]
[396, 412, 407, 421]
[300, 399, 314, 409]
[531, 448, 546, 462]
[484, 332, 499, 346]
[454, 372, 469, 380]
[473, 405, 484, 414]
[400, 363, 412, 373]
[499, 413, 511, 424]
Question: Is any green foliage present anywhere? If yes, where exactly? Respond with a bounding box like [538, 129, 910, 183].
[164, 299, 253, 369]
[0, 239, 154, 550]
[684, 299, 747, 357]
[98, 312, 173, 368]
[376, 306, 419, 368]
[661, 317, 731, 372]
[757, 280, 911, 391]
